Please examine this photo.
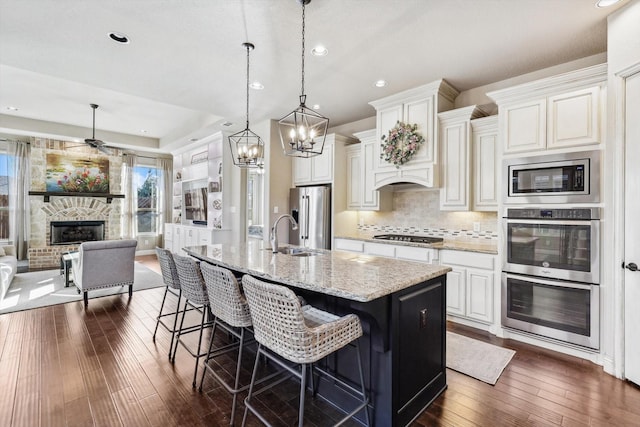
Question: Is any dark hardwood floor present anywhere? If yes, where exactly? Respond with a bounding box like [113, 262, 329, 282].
[1, 255, 639, 426]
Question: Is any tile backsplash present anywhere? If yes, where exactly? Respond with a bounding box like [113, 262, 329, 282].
[356, 189, 498, 240]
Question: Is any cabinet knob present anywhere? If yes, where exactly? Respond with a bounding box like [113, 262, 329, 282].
[624, 262, 638, 272]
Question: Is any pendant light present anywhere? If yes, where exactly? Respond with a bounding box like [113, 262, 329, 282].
[228, 42, 265, 168]
[278, 0, 329, 158]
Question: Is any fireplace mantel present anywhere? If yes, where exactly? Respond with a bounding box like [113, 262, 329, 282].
[29, 191, 125, 204]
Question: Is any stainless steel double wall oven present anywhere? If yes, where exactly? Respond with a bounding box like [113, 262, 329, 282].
[501, 151, 601, 350]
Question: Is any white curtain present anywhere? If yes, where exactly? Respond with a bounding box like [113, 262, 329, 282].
[121, 153, 137, 238]
[8, 141, 30, 260]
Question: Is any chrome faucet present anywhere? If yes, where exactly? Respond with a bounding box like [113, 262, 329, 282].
[270, 214, 298, 253]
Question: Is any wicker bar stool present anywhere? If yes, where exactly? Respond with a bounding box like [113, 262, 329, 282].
[240, 275, 370, 427]
[198, 263, 255, 425]
[172, 254, 213, 388]
[153, 248, 185, 359]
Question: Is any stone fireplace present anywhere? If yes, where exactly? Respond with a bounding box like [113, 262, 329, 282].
[28, 138, 123, 269]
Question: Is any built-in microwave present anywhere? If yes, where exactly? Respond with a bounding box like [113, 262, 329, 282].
[504, 150, 600, 204]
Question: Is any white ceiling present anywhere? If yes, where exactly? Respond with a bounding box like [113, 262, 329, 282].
[0, 0, 627, 153]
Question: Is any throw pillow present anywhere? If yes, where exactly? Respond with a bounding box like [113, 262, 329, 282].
[0, 247, 5, 257]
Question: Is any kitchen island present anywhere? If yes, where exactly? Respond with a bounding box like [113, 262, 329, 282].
[184, 241, 451, 426]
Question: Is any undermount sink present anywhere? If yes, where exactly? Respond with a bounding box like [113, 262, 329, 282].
[274, 247, 320, 257]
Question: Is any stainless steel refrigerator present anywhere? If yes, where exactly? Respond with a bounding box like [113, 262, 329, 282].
[289, 186, 331, 249]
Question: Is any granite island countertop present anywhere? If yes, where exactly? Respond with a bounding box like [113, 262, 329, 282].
[336, 231, 498, 255]
[183, 240, 451, 302]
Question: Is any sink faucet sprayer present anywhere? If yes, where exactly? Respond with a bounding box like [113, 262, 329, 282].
[271, 214, 298, 253]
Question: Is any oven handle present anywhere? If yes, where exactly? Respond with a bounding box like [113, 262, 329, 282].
[504, 218, 596, 226]
[502, 272, 596, 289]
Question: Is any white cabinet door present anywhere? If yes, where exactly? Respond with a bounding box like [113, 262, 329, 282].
[446, 267, 466, 316]
[375, 104, 403, 169]
[547, 86, 600, 149]
[346, 146, 361, 209]
[395, 246, 435, 263]
[502, 99, 546, 153]
[472, 116, 498, 211]
[465, 269, 494, 323]
[293, 157, 312, 185]
[311, 143, 333, 183]
[404, 97, 434, 163]
[364, 242, 396, 258]
[197, 228, 213, 245]
[361, 138, 381, 208]
[440, 120, 469, 210]
[334, 238, 364, 253]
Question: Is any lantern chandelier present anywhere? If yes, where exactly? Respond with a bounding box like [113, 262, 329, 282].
[278, 0, 329, 158]
[228, 42, 264, 168]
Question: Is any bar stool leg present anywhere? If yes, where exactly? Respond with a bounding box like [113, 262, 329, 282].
[198, 318, 219, 392]
[242, 344, 264, 427]
[171, 299, 189, 363]
[167, 290, 183, 360]
[229, 327, 246, 426]
[192, 308, 208, 388]
[355, 340, 371, 427]
[298, 363, 307, 427]
[152, 287, 169, 341]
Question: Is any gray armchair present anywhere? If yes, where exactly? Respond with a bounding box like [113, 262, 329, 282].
[71, 239, 138, 307]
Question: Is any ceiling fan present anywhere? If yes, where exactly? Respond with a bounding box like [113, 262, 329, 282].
[83, 103, 112, 154]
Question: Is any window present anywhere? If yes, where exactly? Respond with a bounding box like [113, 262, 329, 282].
[134, 166, 161, 234]
[0, 153, 9, 241]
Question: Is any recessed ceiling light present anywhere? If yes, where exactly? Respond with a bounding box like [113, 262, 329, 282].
[595, 0, 622, 6]
[311, 45, 328, 56]
[108, 31, 130, 44]
[6, 106, 19, 111]
[222, 121, 233, 127]
[249, 81, 264, 90]
[375, 79, 387, 88]
[312, 104, 321, 110]
[189, 138, 199, 142]
[140, 129, 147, 134]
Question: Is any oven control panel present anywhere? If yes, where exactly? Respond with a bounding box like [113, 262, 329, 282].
[504, 208, 599, 220]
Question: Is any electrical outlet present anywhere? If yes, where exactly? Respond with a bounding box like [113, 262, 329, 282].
[144, 239, 149, 245]
[273, 206, 279, 214]
[473, 222, 481, 232]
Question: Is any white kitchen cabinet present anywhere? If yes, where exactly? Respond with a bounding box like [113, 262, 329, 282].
[346, 145, 361, 209]
[395, 245, 438, 263]
[163, 223, 174, 250]
[334, 238, 364, 252]
[440, 249, 496, 325]
[348, 130, 392, 211]
[439, 106, 489, 211]
[547, 86, 600, 149]
[471, 116, 499, 211]
[334, 238, 438, 264]
[363, 242, 396, 258]
[292, 138, 334, 186]
[488, 63, 606, 154]
[369, 80, 458, 188]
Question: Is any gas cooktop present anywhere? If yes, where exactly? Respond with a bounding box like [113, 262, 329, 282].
[373, 234, 444, 244]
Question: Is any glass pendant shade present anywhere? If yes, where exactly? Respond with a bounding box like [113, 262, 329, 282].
[278, 0, 329, 158]
[228, 42, 264, 169]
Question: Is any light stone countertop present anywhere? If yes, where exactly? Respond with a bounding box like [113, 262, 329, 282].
[336, 231, 498, 255]
[183, 240, 451, 302]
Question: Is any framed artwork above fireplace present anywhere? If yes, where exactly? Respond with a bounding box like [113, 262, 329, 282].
[45, 153, 109, 193]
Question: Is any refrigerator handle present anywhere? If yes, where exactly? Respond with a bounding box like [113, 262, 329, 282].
[303, 195, 310, 240]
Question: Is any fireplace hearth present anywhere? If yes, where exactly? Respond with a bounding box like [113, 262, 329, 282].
[50, 220, 105, 245]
